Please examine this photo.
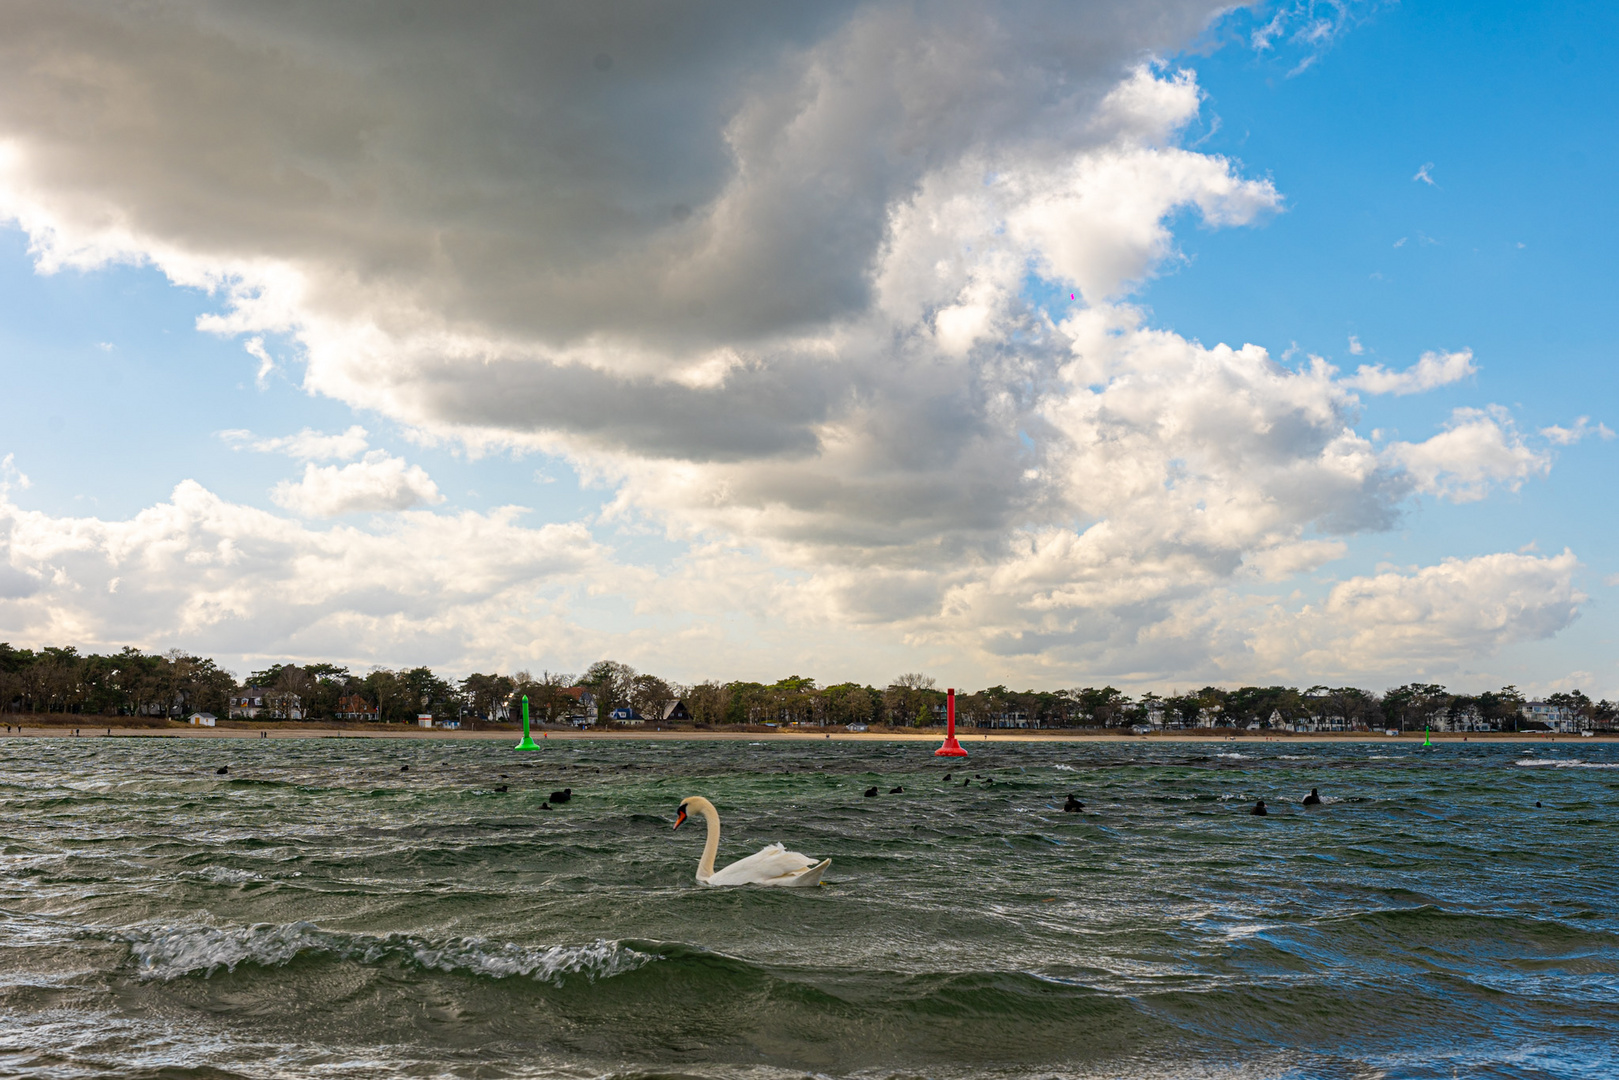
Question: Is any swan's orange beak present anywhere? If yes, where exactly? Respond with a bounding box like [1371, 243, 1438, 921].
[674, 806, 687, 830]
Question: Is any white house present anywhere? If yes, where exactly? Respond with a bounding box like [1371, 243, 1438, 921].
[1522, 701, 1581, 732]
[229, 687, 304, 720]
[187, 712, 216, 727]
[228, 688, 268, 719]
[1434, 704, 1492, 732]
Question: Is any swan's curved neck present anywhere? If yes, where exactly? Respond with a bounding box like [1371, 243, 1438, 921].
[688, 797, 721, 880]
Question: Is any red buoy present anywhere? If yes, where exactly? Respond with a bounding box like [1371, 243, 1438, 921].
[935, 687, 967, 757]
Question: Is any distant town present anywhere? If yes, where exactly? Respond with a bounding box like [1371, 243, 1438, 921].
[0, 643, 1609, 734]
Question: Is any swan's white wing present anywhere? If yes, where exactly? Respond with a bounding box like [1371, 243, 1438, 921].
[705, 842, 816, 886]
[766, 858, 830, 888]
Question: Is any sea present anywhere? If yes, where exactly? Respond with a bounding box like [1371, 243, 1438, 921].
[1, 735, 1615, 1079]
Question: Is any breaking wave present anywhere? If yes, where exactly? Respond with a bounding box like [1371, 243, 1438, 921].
[121, 921, 655, 984]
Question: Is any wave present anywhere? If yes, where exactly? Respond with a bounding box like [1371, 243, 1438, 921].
[120, 921, 655, 984]
[1515, 758, 1619, 769]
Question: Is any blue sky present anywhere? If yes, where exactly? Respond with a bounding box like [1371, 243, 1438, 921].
[1147, 0, 1619, 684]
[0, 1, 1612, 695]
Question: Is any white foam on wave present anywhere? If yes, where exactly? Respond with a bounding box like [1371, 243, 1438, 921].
[1054, 764, 1078, 772]
[1217, 753, 1251, 760]
[1514, 758, 1619, 769]
[121, 921, 655, 984]
[179, 865, 266, 885]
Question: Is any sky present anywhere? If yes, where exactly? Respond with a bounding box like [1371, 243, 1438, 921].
[0, 0, 1614, 696]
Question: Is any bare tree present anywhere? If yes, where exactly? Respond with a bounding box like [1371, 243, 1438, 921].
[629, 673, 677, 723]
[267, 665, 314, 719]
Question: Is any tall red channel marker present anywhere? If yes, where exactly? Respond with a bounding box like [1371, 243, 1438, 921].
[935, 687, 967, 757]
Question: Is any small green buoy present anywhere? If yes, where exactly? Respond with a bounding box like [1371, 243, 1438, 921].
[1423, 723, 1431, 747]
[515, 694, 540, 751]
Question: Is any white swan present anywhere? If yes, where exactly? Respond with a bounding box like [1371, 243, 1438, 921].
[674, 796, 830, 887]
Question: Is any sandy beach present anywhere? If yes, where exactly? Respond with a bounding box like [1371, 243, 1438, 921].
[0, 720, 1609, 743]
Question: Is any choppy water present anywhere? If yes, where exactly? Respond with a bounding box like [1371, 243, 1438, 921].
[1, 736, 1616, 1079]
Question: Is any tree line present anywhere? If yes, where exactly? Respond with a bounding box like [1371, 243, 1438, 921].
[1, 642, 1612, 731]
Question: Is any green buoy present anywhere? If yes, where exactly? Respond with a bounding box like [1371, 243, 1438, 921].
[1423, 723, 1431, 747]
[515, 694, 540, 751]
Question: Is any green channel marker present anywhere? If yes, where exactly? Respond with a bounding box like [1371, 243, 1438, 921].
[515, 694, 540, 751]
[1423, 723, 1431, 747]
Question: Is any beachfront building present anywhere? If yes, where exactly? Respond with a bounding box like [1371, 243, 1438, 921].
[228, 688, 268, 719]
[1292, 710, 1359, 733]
[609, 705, 644, 725]
[335, 694, 379, 721]
[187, 712, 216, 727]
[1432, 704, 1493, 732]
[560, 686, 597, 726]
[979, 708, 1030, 728]
[1522, 701, 1581, 732]
[228, 686, 304, 720]
[661, 700, 691, 723]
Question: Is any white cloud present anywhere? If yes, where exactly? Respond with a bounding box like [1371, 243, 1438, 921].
[0, 453, 30, 492]
[1386, 406, 1550, 503]
[0, 479, 617, 670]
[270, 452, 444, 517]
[1413, 162, 1436, 185]
[1541, 416, 1615, 445]
[0, 4, 1587, 686]
[1347, 334, 1364, 355]
[1344, 348, 1476, 395]
[0, 477, 1585, 688]
[244, 336, 275, 386]
[1246, 551, 1583, 676]
[224, 425, 370, 461]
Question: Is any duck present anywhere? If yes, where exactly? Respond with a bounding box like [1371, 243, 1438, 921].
[1063, 794, 1084, 813]
[1302, 788, 1322, 806]
[494, 784, 508, 792]
[889, 785, 904, 794]
[674, 796, 829, 887]
[549, 788, 572, 803]
[864, 786, 879, 797]
[1250, 799, 1268, 816]
[215, 766, 229, 775]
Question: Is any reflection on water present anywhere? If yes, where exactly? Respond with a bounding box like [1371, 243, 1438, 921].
[1, 736, 1616, 1078]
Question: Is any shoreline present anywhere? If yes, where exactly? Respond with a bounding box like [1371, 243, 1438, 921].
[0, 722, 1610, 744]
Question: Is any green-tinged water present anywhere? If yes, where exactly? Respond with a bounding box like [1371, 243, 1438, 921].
[1, 736, 1616, 1079]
